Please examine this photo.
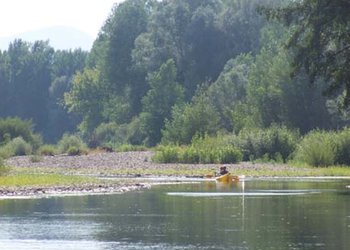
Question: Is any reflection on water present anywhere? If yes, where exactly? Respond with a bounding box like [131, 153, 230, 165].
[167, 190, 321, 197]
[0, 179, 349, 250]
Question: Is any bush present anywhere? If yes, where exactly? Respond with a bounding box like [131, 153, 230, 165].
[161, 91, 221, 146]
[30, 155, 43, 163]
[67, 146, 81, 156]
[39, 144, 57, 156]
[154, 135, 242, 164]
[293, 130, 336, 167]
[125, 117, 147, 145]
[116, 144, 147, 152]
[3, 137, 33, 156]
[0, 117, 42, 149]
[181, 147, 200, 164]
[153, 145, 180, 163]
[235, 125, 299, 162]
[334, 127, 350, 165]
[219, 146, 243, 164]
[58, 134, 87, 154]
[0, 145, 13, 159]
[91, 122, 121, 148]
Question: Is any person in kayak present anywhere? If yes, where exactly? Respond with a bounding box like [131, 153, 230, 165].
[219, 166, 229, 176]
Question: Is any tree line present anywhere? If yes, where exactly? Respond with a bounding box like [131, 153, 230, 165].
[0, 0, 349, 149]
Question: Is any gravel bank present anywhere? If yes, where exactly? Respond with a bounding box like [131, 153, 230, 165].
[5, 151, 296, 175]
[2, 151, 304, 199]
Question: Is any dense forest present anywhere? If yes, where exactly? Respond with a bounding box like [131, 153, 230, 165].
[1, 0, 350, 159]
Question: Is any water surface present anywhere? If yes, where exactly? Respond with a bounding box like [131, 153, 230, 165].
[0, 179, 349, 249]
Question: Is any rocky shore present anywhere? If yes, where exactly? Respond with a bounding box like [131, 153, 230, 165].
[5, 151, 297, 175]
[0, 183, 151, 199]
[2, 150, 305, 199]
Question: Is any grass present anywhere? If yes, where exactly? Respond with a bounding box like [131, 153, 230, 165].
[0, 173, 99, 188]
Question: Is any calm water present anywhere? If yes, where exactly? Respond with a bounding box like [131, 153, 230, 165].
[0, 179, 349, 250]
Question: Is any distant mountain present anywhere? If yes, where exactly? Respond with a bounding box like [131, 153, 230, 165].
[0, 26, 95, 51]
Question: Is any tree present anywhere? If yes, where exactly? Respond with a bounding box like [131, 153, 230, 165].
[141, 59, 184, 146]
[162, 88, 220, 145]
[95, 0, 152, 121]
[2, 40, 54, 133]
[266, 0, 350, 109]
[64, 68, 105, 137]
[46, 49, 88, 142]
[207, 54, 254, 132]
[246, 23, 335, 133]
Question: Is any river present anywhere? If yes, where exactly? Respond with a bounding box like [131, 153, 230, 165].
[0, 178, 349, 249]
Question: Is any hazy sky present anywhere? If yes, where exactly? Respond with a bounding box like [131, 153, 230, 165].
[0, 0, 124, 38]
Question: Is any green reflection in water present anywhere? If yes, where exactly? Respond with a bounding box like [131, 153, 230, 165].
[0, 179, 349, 250]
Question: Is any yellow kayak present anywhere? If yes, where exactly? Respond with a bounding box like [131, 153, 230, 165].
[215, 173, 231, 182]
[215, 173, 240, 182]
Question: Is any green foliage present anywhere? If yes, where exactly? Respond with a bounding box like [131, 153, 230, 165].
[1, 0, 350, 150]
[154, 134, 243, 164]
[334, 128, 350, 165]
[67, 146, 81, 156]
[92, 122, 122, 148]
[64, 68, 104, 136]
[0, 40, 53, 134]
[58, 134, 87, 154]
[0, 117, 41, 149]
[293, 130, 336, 167]
[97, 0, 150, 120]
[30, 155, 43, 163]
[141, 59, 184, 146]
[125, 116, 147, 145]
[39, 144, 57, 156]
[207, 54, 254, 132]
[162, 88, 220, 145]
[115, 144, 147, 152]
[236, 125, 299, 162]
[0, 137, 33, 157]
[266, 0, 350, 108]
[246, 23, 335, 133]
[153, 145, 180, 163]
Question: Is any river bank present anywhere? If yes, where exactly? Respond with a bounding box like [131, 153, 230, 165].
[2, 151, 350, 199]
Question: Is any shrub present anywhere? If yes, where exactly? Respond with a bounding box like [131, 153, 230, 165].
[235, 125, 299, 162]
[219, 146, 243, 164]
[161, 91, 221, 146]
[92, 122, 121, 148]
[58, 134, 87, 154]
[39, 144, 57, 156]
[0, 117, 42, 149]
[6, 137, 32, 156]
[30, 155, 43, 163]
[154, 135, 242, 164]
[116, 144, 147, 152]
[0, 145, 13, 159]
[181, 147, 200, 164]
[126, 117, 147, 145]
[293, 130, 336, 167]
[153, 145, 180, 163]
[334, 127, 350, 165]
[67, 146, 81, 156]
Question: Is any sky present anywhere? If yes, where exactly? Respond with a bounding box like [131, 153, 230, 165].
[0, 0, 124, 38]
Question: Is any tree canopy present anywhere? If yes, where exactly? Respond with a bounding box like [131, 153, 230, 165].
[265, 0, 350, 108]
[0, 0, 349, 146]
